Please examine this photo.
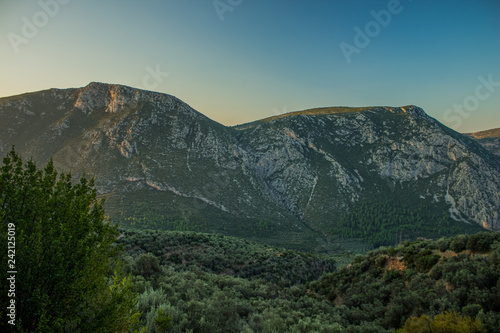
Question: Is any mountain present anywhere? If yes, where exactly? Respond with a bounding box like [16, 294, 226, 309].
[0, 82, 498, 252]
[466, 128, 500, 157]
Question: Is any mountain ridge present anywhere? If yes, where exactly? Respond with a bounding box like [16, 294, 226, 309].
[0, 82, 498, 252]
[465, 127, 500, 157]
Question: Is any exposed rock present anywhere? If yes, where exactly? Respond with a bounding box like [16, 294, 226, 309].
[1, 82, 499, 244]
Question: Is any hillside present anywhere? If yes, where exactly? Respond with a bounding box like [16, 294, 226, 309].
[466, 128, 500, 157]
[120, 231, 500, 332]
[116, 228, 337, 286]
[309, 231, 500, 331]
[1, 82, 499, 253]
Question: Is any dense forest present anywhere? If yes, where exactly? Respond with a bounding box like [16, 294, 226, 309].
[331, 196, 485, 248]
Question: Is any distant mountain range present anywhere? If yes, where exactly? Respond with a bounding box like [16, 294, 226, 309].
[465, 128, 500, 157]
[1, 82, 498, 252]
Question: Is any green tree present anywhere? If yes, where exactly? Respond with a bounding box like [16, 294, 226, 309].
[431, 311, 485, 333]
[0, 148, 140, 332]
[450, 235, 469, 253]
[398, 314, 432, 333]
[399, 311, 486, 333]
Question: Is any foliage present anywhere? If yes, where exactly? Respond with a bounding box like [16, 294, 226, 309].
[331, 196, 484, 248]
[309, 233, 500, 332]
[121, 229, 500, 332]
[117, 228, 336, 286]
[2, 146, 499, 332]
[399, 311, 486, 333]
[0, 148, 140, 332]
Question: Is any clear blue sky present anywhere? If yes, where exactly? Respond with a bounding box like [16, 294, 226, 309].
[1, 0, 499, 132]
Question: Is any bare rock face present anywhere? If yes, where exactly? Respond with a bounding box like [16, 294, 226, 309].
[234, 105, 500, 232]
[1, 82, 499, 248]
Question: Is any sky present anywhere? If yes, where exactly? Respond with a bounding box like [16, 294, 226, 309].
[0, 0, 499, 133]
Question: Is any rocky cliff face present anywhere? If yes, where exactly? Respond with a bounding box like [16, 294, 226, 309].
[1, 83, 498, 250]
[235, 106, 499, 232]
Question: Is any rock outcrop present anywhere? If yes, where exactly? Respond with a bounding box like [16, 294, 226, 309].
[1, 82, 498, 250]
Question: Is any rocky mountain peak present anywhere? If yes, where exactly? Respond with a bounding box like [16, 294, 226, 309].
[1, 84, 499, 252]
[399, 105, 426, 116]
[74, 82, 198, 118]
[75, 82, 145, 114]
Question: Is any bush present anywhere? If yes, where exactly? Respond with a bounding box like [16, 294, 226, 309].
[399, 311, 486, 333]
[450, 235, 469, 253]
[467, 233, 496, 253]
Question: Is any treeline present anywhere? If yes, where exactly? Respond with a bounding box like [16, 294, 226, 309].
[0, 149, 140, 332]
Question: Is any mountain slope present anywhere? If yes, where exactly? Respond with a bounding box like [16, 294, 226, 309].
[308, 232, 500, 331]
[0, 83, 316, 250]
[0, 82, 498, 251]
[116, 228, 337, 286]
[466, 128, 500, 157]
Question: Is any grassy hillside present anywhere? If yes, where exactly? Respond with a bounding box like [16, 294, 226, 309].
[233, 106, 372, 130]
[467, 128, 500, 139]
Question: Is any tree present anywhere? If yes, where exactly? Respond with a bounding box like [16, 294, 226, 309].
[0, 148, 140, 332]
[450, 235, 469, 253]
[431, 311, 485, 333]
[399, 311, 486, 333]
[398, 314, 432, 333]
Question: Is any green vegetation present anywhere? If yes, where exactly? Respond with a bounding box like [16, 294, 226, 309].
[118, 230, 346, 332]
[0, 148, 140, 332]
[119, 230, 500, 332]
[116, 228, 336, 286]
[331, 197, 484, 247]
[2, 148, 499, 332]
[309, 232, 500, 332]
[109, 189, 329, 254]
[398, 311, 486, 332]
